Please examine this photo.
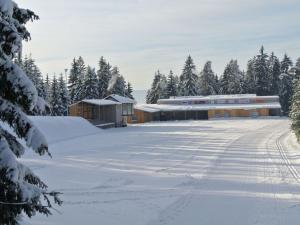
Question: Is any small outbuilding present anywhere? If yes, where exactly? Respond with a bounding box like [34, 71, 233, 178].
[105, 94, 135, 124]
[69, 95, 135, 128]
[69, 99, 122, 128]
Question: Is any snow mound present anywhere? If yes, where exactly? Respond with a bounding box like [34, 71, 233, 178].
[29, 116, 101, 144]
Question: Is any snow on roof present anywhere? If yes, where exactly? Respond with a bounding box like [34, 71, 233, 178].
[158, 94, 279, 104]
[135, 102, 281, 113]
[106, 94, 136, 104]
[134, 104, 161, 113]
[82, 99, 121, 106]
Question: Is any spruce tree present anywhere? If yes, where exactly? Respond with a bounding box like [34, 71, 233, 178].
[290, 78, 300, 138]
[0, 2, 61, 224]
[281, 53, 293, 74]
[146, 71, 167, 104]
[166, 70, 178, 97]
[44, 74, 51, 103]
[21, 55, 45, 98]
[125, 82, 134, 99]
[83, 66, 99, 99]
[199, 61, 217, 95]
[295, 58, 300, 80]
[110, 67, 126, 96]
[268, 52, 281, 95]
[244, 58, 256, 94]
[279, 73, 293, 115]
[68, 58, 79, 103]
[50, 76, 63, 116]
[179, 56, 199, 96]
[58, 74, 70, 116]
[254, 46, 271, 96]
[220, 60, 243, 94]
[97, 56, 111, 98]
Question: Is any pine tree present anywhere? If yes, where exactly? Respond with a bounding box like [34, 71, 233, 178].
[68, 57, 86, 103]
[44, 74, 51, 102]
[179, 56, 199, 96]
[281, 53, 293, 74]
[146, 71, 168, 104]
[290, 78, 300, 139]
[295, 58, 300, 80]
[21, 55, 45, 98]
[50, 76, 62, 116]
[77, 56, 86, 81]
[110, 68, 126, 97]
[58, 74, 70, 116]
[125, 82, 134, 99]
[97, 56, 111, 98]
[82, 66, 99, 99]
[254, 46, 271, 96]
[244, 58, 256, 94]
[199, 61, 217, 95]
[166, 70, 178, 97]
[220, 60, 243, 94]
[268, 52, 281, 95]
[279, 73, 293, 115]
[0, 2, 61, 224]
[68, 58, 79, 103]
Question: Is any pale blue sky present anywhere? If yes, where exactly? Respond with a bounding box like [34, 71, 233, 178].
[20, 0, 300, 89]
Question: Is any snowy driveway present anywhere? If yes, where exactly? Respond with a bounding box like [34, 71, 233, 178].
[24, 118, 300, 225]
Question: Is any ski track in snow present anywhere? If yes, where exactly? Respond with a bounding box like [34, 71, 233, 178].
[22, 118, 300, 225]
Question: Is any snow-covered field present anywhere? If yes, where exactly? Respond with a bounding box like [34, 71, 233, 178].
[23, 117, 300, 225]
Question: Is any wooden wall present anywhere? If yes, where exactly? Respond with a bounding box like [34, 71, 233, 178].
[208, 108, 269, 119]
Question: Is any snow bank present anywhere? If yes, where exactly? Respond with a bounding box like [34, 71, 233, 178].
[29, 116, 101, 144]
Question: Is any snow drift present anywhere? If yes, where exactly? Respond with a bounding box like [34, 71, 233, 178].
[29, 116, 101, 144]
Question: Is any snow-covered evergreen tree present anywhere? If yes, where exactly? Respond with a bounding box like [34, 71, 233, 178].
[72, 57, 86, 102]
[199, 61, 217, 95]
[220, 60, 243, 94]
[110, 67, 126, 96]
[146, 71, 168, 104]
[20, 55, 45, 98]
[166, 70, 178, 97]
[50, 76, 63, 116]
[68, 58, 79, 103]
[281, 53, 293, 74]
[290, 78, 300, 139]
[125, 82, 134, 99]
[279, 73, 294, 115]
[44, 74, 51, 103]
[244, 58, 256, 94]
[178, 56, 199, 96]
[58, 74, 70, 116]
[268, 52, 281, 95]
[82, 66, 99, 99]
[97, 56, 111, 98]
[254, 46, 271, 96]
[0, 2, 61, 224]
[294, 58, 300, 80]
[77, 56, 86, 81]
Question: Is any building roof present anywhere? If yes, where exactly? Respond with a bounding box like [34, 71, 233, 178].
[82, 99, 121, 106]
[158, 94, 279, 104]
[135, 102, 281, 113]
[106, 94, 136, 104]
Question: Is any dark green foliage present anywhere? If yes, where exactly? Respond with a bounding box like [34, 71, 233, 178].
[199, 61, 218, 95]
[179, 56, 199, 96]
[166, 70, 178, 98]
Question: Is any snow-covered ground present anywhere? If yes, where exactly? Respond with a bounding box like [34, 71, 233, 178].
[22, 117, 300, 225]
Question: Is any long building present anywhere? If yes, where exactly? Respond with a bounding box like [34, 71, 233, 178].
[133, 94, 281, 123]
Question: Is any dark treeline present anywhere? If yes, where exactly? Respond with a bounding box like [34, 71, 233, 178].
[147, 46, 299, 116]
[17, 56, 134, 116]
